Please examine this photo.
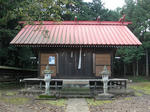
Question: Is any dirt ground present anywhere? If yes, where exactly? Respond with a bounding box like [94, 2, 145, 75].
[0, 93, 65, 112]
[89, 82, 150, 112]
[0, 82, 150, 112]
[0, 83, 66, 112]
[0, 100, 65, 112]
[89, 95, 150, 112]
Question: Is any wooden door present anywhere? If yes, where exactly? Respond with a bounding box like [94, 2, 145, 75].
[40, 53, 57, 77]
[95, 53, 111, 76]
[58, 48, 93, 78]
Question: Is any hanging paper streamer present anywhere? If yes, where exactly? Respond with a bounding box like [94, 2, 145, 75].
[71, 51, 73, 58]
[78, 47, 82, 69]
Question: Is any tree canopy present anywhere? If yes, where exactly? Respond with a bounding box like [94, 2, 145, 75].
[115, 0, 150, 76]
[0, 0, 149, 76]
[0, 0, 119, 68]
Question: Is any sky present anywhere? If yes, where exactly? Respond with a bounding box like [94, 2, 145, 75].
[84, 0, 125, 10]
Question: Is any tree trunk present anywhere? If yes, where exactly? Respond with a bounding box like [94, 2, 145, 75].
[136, 60, 139, 76]
[133, 63, 136, 77]
[124, 64, 126, 77]
[146, 49, 149, 76]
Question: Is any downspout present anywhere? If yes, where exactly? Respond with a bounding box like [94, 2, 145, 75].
[78, 47, 82, 69]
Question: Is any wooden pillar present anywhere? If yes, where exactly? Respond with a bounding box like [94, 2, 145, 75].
[38, 51, 41, 77]
[93, 53, 96, 74]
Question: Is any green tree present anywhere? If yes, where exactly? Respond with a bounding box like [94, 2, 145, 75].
[13, 0, 71, 21]
[0, 0, 72, 68]
[0, 0, 120, 69]
[62, 0, 120, 21]
[0, 0, 22, 66]
[116, 0, 150, 76]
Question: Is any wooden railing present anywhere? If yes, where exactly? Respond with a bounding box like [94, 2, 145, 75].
[0, 66, 37, 83]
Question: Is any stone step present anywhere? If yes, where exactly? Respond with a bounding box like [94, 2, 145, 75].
[63, 80, 89, 85]
[60, 91, 91, 95]
[66, 98, 90, 112]
[60, 94, 91, 98]
[59, 87, 92, 98]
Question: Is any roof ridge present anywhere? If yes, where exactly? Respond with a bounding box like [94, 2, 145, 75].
[19, 21, 132, 25]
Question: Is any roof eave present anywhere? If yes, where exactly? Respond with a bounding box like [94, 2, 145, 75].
[10, 43, 142, 48]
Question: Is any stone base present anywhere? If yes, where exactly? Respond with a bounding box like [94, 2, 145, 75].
[95, 93, 114, 100]
[108, 89, 135, 97]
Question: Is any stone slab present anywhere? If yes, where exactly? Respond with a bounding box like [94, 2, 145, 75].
[66, 98, 90, 112]
[95, 93, 114, 100]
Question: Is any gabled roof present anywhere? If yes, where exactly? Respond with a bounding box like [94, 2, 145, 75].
[10, 21, 142, 47]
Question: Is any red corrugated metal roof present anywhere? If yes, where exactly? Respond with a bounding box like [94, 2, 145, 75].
[10, 21, 142, 47]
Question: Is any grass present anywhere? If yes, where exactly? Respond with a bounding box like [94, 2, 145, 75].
[0, 83, 29, 105]
[40, 99, 66, 106]
[0, 82, 21, 90]
[134, 91, 143, 96]
[0, 82, 66, 107]
[124, 97, 132, 100]
[130, 82, 150, 95]
[0, 97, 29, 105]
[127, 76, 150, 82]
[39, 94, 56, 99]
[86, 98, 112, 106]
[0, 83, 18, 96]
[5, 91, 17, 96]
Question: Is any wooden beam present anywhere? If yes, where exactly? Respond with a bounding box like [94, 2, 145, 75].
[38, 50, 41, 77]
[56, 53, 59, 74]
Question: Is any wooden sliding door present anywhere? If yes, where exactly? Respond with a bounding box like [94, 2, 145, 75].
[95, 53, 111, 76]
[40, 53, 57, 77]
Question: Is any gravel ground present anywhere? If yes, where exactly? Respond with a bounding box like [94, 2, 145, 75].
[0, 92, 65, 112]
[0, 100, 65, 112]
[1, 95, 150, 112]
[89, 95, 150, 112]
[1, 82, 150, 112]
